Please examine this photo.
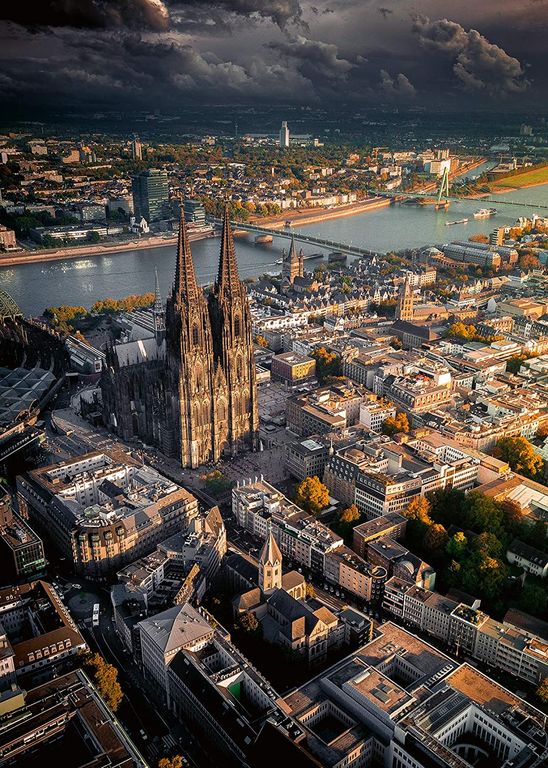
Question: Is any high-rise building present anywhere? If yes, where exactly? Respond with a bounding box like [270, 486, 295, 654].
[101, 204, 259, 468]
[279, 121, 290, 149]
[131, 136, 143, 160]
[131, 169, 169, 222]
[395, 276, 414, 321]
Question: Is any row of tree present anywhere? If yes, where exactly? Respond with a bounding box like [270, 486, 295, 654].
[402, 489, 547, 617]
[44, 292, 156, 331]
[84, 653, 123, 711]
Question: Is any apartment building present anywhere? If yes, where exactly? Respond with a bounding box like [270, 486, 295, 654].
[359, 395, 396, 431]
[232, 479, 383, 599]
[383, 577, 548, 685]
[0, 581, 87, 683]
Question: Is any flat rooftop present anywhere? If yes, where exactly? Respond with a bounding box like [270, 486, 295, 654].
[30, 450, 194, 526]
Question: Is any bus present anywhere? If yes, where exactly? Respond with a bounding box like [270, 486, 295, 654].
[92, 603, 100, 628]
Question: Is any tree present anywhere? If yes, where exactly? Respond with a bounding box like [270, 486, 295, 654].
[403, 496, 432, 525]
[335, 504, 361, 539]
[501, 499, 522, 535]
[519, 252, 541, 271]
[465, 555, 507, 601]
[305, 583, 316, 599]
[200, 470, 232, 496]
[536, 677, 548, 705]
[255, 335, 268, 348]
[84, 653, 123, 712]
[159, 757, 183, 768]
[294, 475, 330, 515]
[311, 347, 341, 383]
[86, 230, 101, 244]
[424, 523, 448, 556]
[461, 492, 505, 538]
[519, 583, 547, 615]
[446, 532, 467, 560]
[239, 611, 260, 635]
[381, 411, 410, 436]
[493, 436, 543, 480]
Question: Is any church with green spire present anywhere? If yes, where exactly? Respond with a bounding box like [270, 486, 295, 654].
[101, 206, 259, 468]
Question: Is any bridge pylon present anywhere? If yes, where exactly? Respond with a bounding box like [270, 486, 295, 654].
[435, 167, 450, 210]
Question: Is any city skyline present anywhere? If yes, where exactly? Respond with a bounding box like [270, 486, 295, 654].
[0, 2, 546, 114]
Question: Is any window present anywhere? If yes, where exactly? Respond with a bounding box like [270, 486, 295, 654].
[192, 324, 199, 346]
[234, 315, 241, 338]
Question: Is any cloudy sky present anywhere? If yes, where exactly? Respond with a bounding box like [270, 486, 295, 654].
[0, 1, 546, 113]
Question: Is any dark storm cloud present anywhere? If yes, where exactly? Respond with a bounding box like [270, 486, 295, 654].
[379, 69, 415, 99]
[412, 16, 529, 95]
[0, 0, 170, 31]
[268, 35, 354, 81]
[0, 27, 316, 107]
[0, 2, 543, 111]
[180, 1, 304, 29]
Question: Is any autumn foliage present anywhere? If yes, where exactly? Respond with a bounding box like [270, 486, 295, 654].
[294, 475, 330, 515]
[84, 653, 123, 712]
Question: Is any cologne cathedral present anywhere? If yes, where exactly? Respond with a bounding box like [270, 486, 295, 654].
[101, 206, 259, 468]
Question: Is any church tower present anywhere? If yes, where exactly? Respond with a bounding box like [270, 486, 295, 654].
[208, 206, 259, 456]
[164, 211, 216, 467]
[259, 525, 283, 594]
[282, 235, 301, 288]
[395, 276, 414, 321]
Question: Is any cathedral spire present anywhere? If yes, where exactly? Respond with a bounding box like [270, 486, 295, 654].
[173, 208, 199, 303]
[154, 267, 162, 314]
[217, 204, 240, 293]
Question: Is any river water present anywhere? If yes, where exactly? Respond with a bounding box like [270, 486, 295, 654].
[1, 182, 547, 316]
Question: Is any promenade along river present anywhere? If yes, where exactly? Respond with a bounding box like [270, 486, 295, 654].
[1, 183, 547, 317]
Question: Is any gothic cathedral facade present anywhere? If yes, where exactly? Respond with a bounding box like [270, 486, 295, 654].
[101, 206, 259, 468]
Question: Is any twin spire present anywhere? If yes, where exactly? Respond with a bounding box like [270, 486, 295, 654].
[173, 204, 240, 304]
[217, 205, 240, 295]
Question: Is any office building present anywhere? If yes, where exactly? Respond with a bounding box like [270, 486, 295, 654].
[280, 621, 548, 768]
[270, 351, 316, 386]
[383, 578, 548, 685]
[131, 168, 169, 222]
[17, 450, 199, 577]
[279, 121, 290, 148]
[131, 136, 143, 160]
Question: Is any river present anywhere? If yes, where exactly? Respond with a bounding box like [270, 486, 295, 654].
[1, 182, 547, 317]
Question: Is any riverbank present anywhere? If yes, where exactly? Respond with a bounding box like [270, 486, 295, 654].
[489, 179, 548, 194]
[249, 196, 392, 229]
[0, 229, 215, 268]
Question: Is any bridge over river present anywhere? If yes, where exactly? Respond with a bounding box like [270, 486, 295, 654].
[213, 219, 382, 258]
[379, 189, 548, 210]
